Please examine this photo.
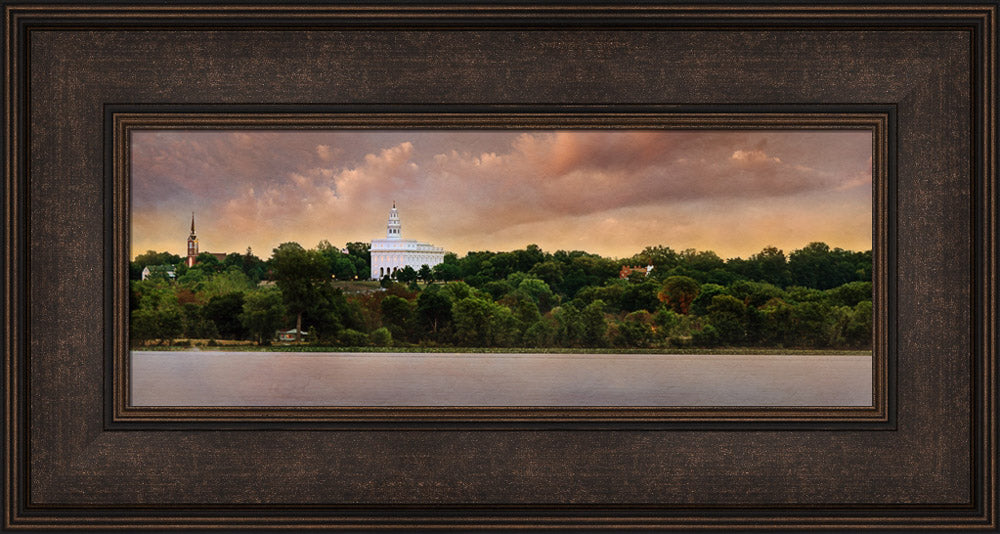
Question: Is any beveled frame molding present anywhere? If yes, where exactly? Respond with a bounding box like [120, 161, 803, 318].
[5, 2, 996, 531]
[110, 108, 892, 428]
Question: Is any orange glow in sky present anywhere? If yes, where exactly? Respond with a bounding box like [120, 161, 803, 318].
[131, 129, 872, 260]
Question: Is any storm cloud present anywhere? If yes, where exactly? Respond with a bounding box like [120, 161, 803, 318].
[131, 129, 871, 260]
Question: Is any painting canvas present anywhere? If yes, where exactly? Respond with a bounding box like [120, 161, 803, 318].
[128, 128, 873, 407]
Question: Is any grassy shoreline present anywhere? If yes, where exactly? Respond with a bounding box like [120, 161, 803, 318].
[133, 345, 871, 356]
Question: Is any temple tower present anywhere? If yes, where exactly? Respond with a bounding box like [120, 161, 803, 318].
[386, 202, 401, 238]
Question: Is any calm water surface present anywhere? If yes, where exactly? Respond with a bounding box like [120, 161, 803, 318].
[131, 351, 872, 407]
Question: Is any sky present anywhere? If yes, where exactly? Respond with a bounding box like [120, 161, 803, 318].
[130, 129, 872, 261]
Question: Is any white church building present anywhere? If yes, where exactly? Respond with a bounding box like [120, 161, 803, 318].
[369, 203, 445, 280]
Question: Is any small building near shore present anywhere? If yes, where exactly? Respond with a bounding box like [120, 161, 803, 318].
[275, 328, 309, 342]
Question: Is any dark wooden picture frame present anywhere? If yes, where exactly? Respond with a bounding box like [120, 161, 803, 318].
[4, 2, 996, 531]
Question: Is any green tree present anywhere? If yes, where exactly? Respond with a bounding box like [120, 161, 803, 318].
[237, 248, 268, 282]
[527, 260, 565, 288]
[785, 286, 825, 303]
[514, 244, 547, 273]
[481, 280, 514, 300]
[418, 264, 434, 283]
[369, 327, 393, 347]
[193, 252, 223, 274]
[175, 267, 206, 288]
[657, 276, 701, 314]
[576, 283, 626, 312]
[459, 251, 497, 286]
[182, 302, 203, 338]
[522, 318, 557, 348]
[270, 242, 329, 341]
[395, 265, 418, 284]
[689, 283, 727, 316]
[653, 307, 680, 340]
[555, 253, 618, 298]
[199, 266, 255, 301]
[157, 308, 184, 345]
[452, 296, 494, 346]
[704, 267, 740, 287]
[432, 262, 461, 282]
[788, 300, 833, 347]
[552, 303, 584, 347]
[580, 299, 608, 347]
[439, 281, 475, 302]
[758, 297, 794, 347]
[129, 278, 184, 345]
[416, 288, 453, 337]
[317, 240, 359, 280]
[303, 283, 361, 343]
[130, 308, 159, 347]
[516, 278, 557, 312]
[339, 328, 369, 347]
[612, 310, 654, 348]
[344, 242, 371, 276]
[752, 246, 791, 286]
[450, 297, 519, 347]
[728, 280, 786, 308]
[707, 294, 747, 345]
[679, 248, 725, 273]
[620, 280, 660, 312]
[331, 255, 358, 280]
[490, 305, 522, 347]
[824, 281, 873, 307]
[499, 291, 542, 327]
[788, 242, 864, 290]
[204, 292, 248, 339]
[239, 288, 287, 345]
[432, 253, 461, 281]
[691, 323, 720, 347]
[846, 300, 873, 349]
[380, 295, 415, 341]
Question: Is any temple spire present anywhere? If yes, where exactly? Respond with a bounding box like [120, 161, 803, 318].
[386, 203, 401, 238]
[186, 213, 199, 267]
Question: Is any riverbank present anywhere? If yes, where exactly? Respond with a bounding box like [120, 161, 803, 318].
[134, 343, 870, 356]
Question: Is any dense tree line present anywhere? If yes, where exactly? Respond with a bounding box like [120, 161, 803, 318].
[130, 241, 872, 350]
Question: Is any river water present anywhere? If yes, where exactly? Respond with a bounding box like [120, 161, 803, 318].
[130, 351, 872, 407]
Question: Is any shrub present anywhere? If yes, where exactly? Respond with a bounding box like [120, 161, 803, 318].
[339, 328, 369, 347]
[369, 327, 393, 347]
[691, 323, 720, 347]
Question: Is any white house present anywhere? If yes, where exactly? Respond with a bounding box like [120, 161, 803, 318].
[141, 264, 176, 280]
[369, 203, 445, 279]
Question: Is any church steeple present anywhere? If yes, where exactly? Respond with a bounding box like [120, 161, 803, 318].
[386, 202, 401, 238]
[186, 212, 199, 267]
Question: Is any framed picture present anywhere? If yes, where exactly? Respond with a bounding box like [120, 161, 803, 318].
[114, 112, 888, 424]
[4, 2, 996, 531]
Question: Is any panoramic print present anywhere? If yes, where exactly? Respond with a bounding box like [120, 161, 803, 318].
[129, 129, 873, 406]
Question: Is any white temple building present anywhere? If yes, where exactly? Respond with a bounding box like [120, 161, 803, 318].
[369, 203, 445, 280]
